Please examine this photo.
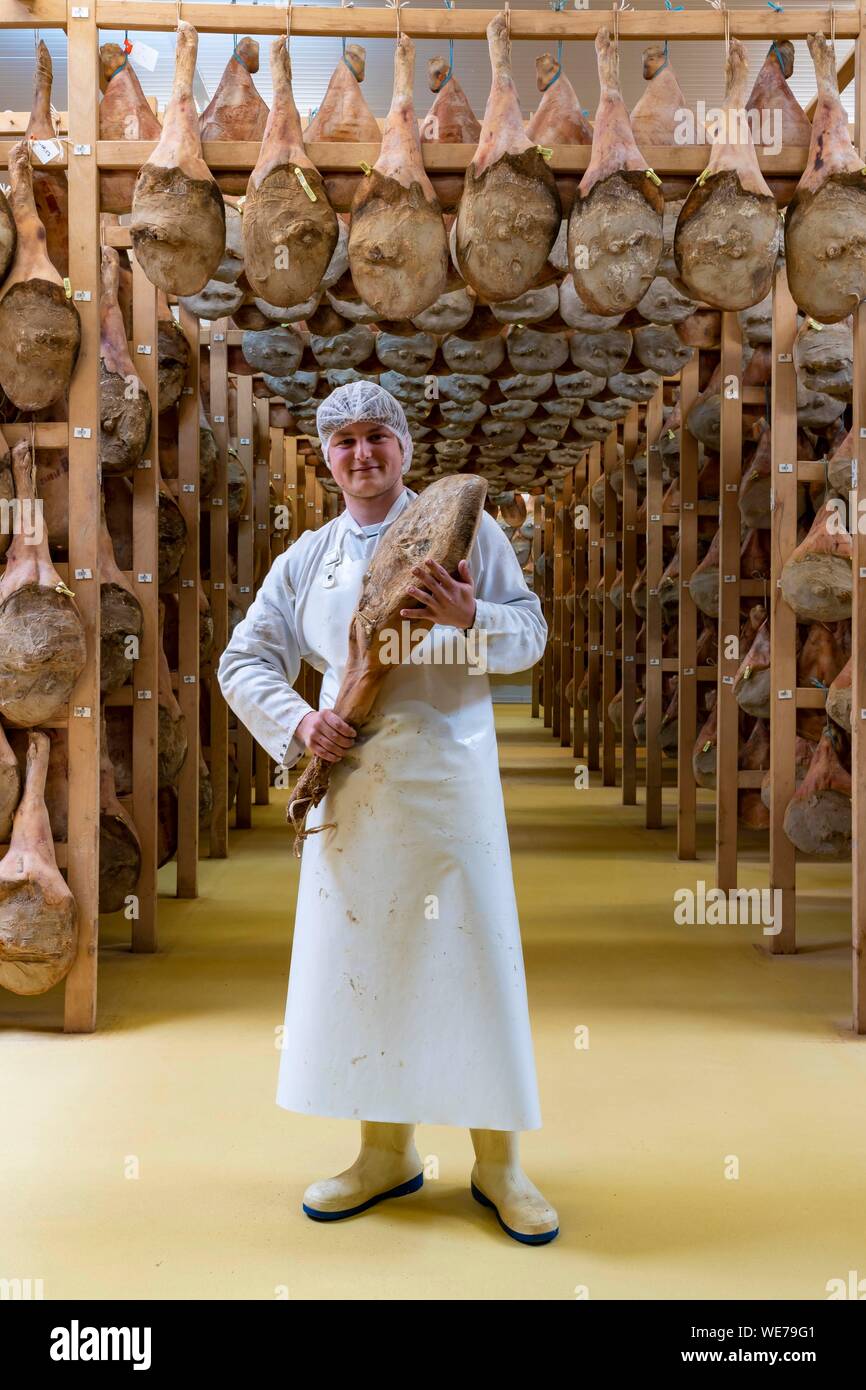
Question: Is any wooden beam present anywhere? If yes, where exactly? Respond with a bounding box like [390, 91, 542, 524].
[86, 4, 860, 40]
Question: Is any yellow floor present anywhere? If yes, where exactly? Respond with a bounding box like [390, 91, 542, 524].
[2, 705, 861, 1301]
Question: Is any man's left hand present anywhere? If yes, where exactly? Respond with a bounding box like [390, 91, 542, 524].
[401, 558, 477, 629]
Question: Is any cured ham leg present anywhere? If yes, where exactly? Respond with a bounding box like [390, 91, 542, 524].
[99, 493, 143, 697]
[630, 44, 693, 145]
[0, 730, 77, 996]
[527, 54, 592, 146]
[746, 41, 811, 147]
[200, 36, 268, 142]
[157, 598, 188, 788]
[287, 474, 487, 848]
[568, 29, 663, 315]
[304, 45, 380, 143]
[0, 186, 15, 285]
[0, 441, 87, 725]
[131, 21, 226, 296]
[349, 36, 449, 320]
[244, 39, 338, 309]
[0, 721, 21, 844]
[99, 710, 141, 914]
[783, 727, 852, 856]
[779, 500, 852, 620]
[674, 39, 780, 310]
[785, 32, 866, 323]
[25, 41, 68, 278]
[0, 141, 81, 412]
[98, 43, 163, 215]
[421, 58, 481, 144]
[100, 247, 152, 476]
[456, 13, 561, 304]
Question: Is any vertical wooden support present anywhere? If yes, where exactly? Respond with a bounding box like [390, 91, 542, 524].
[531, 493, 542, 718]
[252, 401, 272, 804]
[644, 387, 664, 828]
[129, 262, 160, 948]
[234, 377, 255, 829]
[769, 269, 799, 952]
[677, 352, 701, 859]
[175, 305, 200, 898]
[621, 408, 638, 805]
[853, 0, 866, 1028]
[716, 312, 744, 891]
[602, 428, 618, 786]
[586, 444, 602, 771]
[572, 456, 587, 759]
[63, 2, 101, 1028]
[542, 493, 554, 729]
[559, 471, 574, 747]
[552, 485, 564, 739]
[208, 320, 230, 858]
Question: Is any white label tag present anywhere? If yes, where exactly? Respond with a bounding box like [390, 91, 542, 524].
[32, 138, 62, 164]
[132, 40, 159, 72]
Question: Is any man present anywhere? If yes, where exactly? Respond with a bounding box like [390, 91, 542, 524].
[218, 382, 559, 1244]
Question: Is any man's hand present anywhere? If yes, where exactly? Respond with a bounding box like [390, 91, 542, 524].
[400, 558, 477, 629]
[296, 710, 357, 764]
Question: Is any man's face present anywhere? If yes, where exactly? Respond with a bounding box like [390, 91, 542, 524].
[327, 419, 405, 498]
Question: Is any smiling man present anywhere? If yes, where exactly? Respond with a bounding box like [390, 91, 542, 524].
[217, 381, 559, 1245]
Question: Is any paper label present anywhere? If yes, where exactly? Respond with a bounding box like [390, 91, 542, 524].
[31, 137, 62, 164]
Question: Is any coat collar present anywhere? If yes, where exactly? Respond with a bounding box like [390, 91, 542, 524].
[338, 486, 417, 540]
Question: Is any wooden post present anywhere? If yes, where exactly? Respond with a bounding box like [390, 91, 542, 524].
[175, 305, 200, 898]
[769, 269, 799, 952]
[716, 312, 744, 890]
[602, 428, 618, 786]
[559, 472, 574, 747]
[586, 444, 602, 771]
[63, 0, 101, 1028]
[644, 387, 664, 828]
[621, 408, 639, 806]
[531, 492, 542, 719]
[234, 377, 255, 829]
[572, 461, 586, 759]
[676, 352, 701, 859]
[129, 261, 160, 948]
[208, 319, 230, 858]
[542, 492, 554, 729]
[853, 0, 866, 1028]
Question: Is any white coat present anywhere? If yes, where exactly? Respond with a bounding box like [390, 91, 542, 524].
[217, 486, 547, 1130]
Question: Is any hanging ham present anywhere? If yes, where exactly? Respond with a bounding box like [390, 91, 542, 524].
[99, 710, 141, 915]
[200, 36, 268, 142]
[157, 598, 188, 789]
[746, 40, 811, 148]
[0, 721, 21, 844]
[456, 13, 561, 305]
[779, 500, 852, 621]
[0, 441, 86, 725]
[98, 43, 163, 215]
[25, 41, 68, 279]
[785, 32, 866, 323]
[244, 38, 338, 309]
[99, 493, 143, 697]
[304, 45, 381, 143]
[0, 730, 77, 996]
[421, 57, 481, 143]
[783, 726, 851, 856]
[674, 39, 780, 310]
[100, 247, 152, 476]
[0, 187, 15, 286]
[131, 21, 226, 296]
[349, 35, 449, 320]
[0, 141, 80, 412]
[526, 53, 593, 146]
[287, 474, 487, 846]
[568, 28, 663, 316]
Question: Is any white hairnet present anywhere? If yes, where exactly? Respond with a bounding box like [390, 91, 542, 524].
[316, 381, 413, 474]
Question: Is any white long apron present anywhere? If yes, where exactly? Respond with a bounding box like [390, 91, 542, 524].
[218, 489, 546, 1130]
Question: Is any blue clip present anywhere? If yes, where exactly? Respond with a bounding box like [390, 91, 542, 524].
[767, 1, 784, 11]
[664, 1, 684, 10]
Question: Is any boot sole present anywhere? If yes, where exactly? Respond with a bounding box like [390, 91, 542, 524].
[471, 1179, 559, 1245]
[303, 1171, 424, 1222]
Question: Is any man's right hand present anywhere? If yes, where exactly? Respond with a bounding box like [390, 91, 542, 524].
[296, 710, 357, 764]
